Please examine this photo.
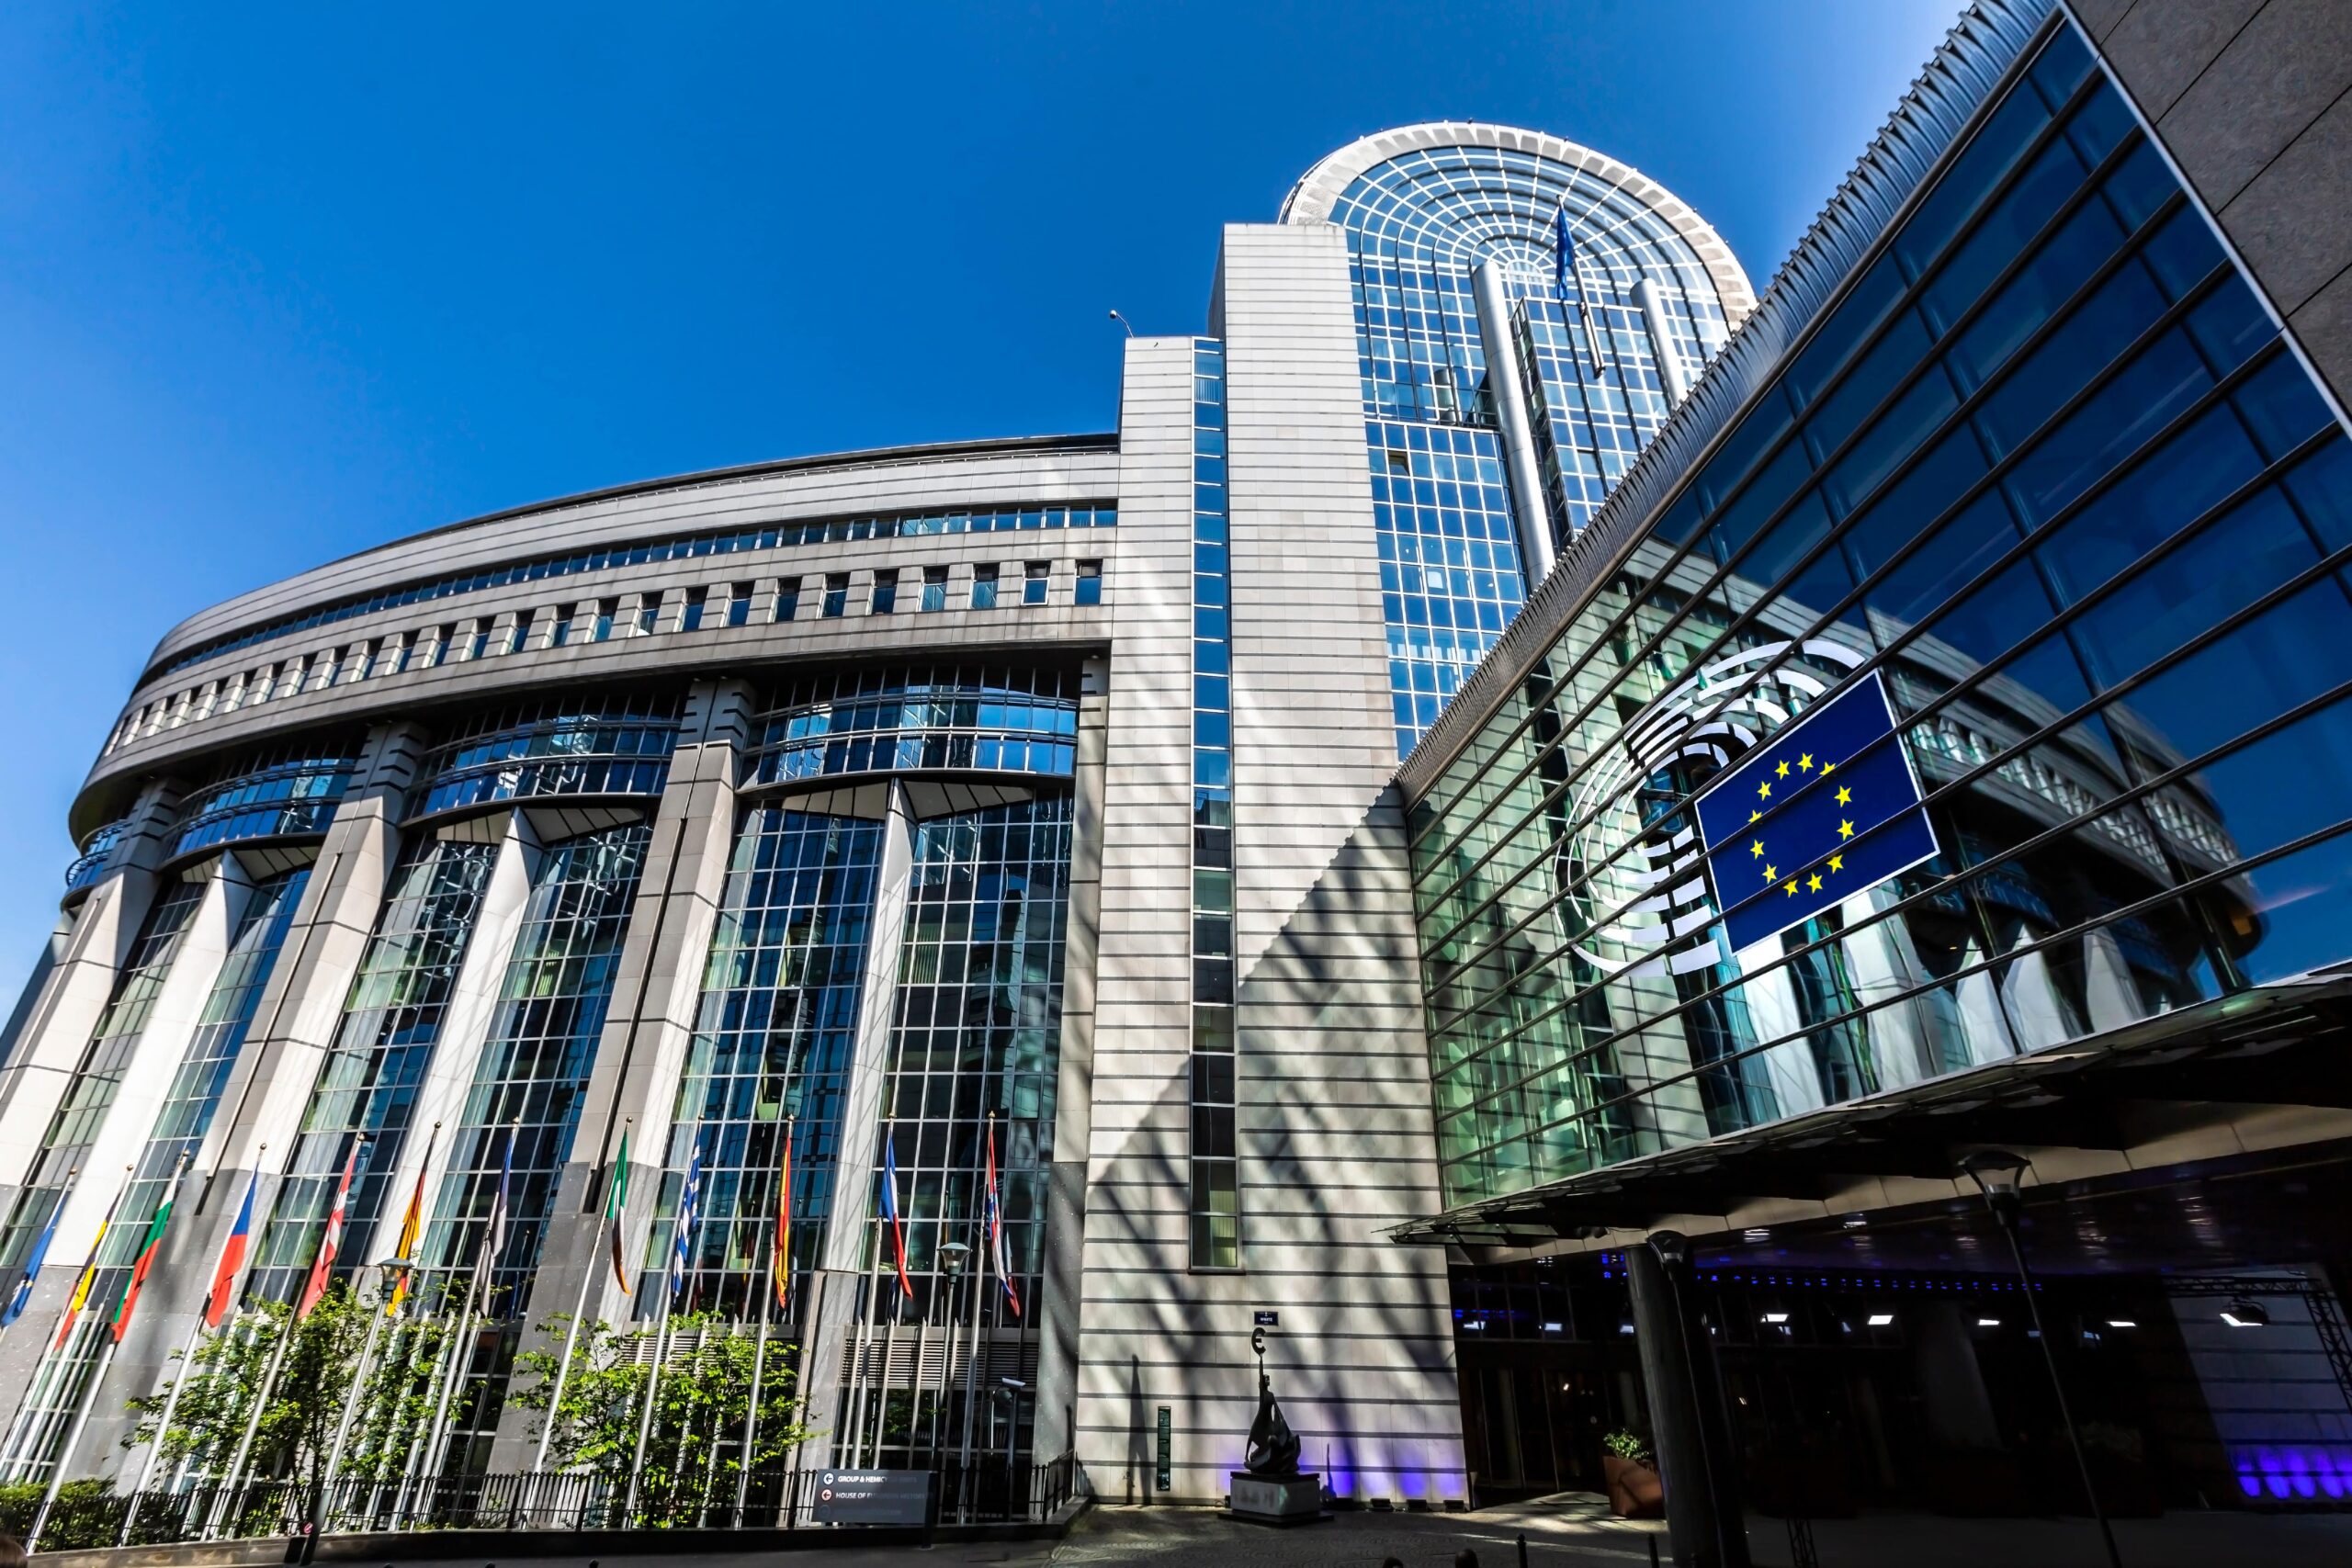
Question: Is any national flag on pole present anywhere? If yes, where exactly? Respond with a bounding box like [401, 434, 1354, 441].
[985, 1120, 1021, 1319]
[205, 1170, 259, 1328]
[112, 1159, 186, 1342]
[56, 1175, 130, 1350]
[477, 1123, 514, 1286]
[296, 1137, 362, 1321]
[878, 1130, 913, 1302]
[668, 1145, 702, 1300]
[772, 1117, 794, 1314]
[1554, 207, 1574, 299]
[605, 1128, 632, 1298]
[1, 1180, 71, 1329]
[384, 1127, 435, 1318]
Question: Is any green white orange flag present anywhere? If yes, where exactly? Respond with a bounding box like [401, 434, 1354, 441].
[111, 1157, 187, 1342]
[605, 1127, 631, 1297]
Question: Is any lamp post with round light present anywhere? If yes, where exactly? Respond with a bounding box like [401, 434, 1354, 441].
[1958, 1150, 2122, 1568]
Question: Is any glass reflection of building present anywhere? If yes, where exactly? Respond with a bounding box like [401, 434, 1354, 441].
[1405, 22, 2352, 1211]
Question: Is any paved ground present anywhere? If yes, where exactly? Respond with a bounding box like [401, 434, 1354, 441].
[418, 1493, 2352, 1568]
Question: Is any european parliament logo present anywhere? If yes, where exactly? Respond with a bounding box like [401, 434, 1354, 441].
[1693, 671, 1939, 955]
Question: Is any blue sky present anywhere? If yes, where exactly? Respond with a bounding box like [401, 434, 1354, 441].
[0, 0, 1958, 967]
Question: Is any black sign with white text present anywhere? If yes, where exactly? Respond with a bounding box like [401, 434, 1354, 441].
[811, 1468, 936, 1526]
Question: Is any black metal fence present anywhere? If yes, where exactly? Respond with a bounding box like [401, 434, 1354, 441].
[3, 1453, 1080, 1550]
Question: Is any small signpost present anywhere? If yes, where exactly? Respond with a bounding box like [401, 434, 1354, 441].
[811, 1468, 937, 1527]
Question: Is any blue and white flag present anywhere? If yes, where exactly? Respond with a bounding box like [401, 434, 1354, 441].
[1554, 207, 1574, 299]
[669, 1146, 702, 1300]
[1694, 671, 1939, 954]
[0, 1184, 68, 1328]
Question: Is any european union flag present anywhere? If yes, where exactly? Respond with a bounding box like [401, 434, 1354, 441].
[1693, 671, 1939, 955]
[1554, 207, 1574, 299]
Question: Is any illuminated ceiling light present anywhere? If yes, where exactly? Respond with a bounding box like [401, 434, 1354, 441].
[1866, 1313, 1894, 1326]
[1618, 1322, 1637, 1336]
[1761, 1311, 1790, 1324]
[2105, 1318, 2138, 1329]
[1976, 1316, 2001, 1327]
[2221, 1300, 2269, 1329]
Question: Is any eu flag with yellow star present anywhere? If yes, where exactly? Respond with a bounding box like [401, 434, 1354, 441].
[1693, 670, 1939, 954]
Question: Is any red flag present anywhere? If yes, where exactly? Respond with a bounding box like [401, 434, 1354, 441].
[296, 1139, 360, 1321]
[204, 1170, 259, 1328]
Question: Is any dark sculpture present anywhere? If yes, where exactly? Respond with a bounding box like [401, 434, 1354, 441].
[1244, 1326, 1302, 1476]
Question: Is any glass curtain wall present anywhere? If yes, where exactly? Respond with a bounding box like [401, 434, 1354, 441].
[0, 875, 212, 1482]
[662, 807, 885, 1312]
[1187, 343, 1240, 1270]
[407, 820, 650, 1473]
[248, 838, 500, 1301]
[0, 877, 209, 1269]
[848, 796, 1072, 1469]
[1408, 23, 2352, 1208]
[1322, 142, 1736, 750]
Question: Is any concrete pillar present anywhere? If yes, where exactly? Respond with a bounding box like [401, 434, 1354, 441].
[1634, 276, 1693, 404]
[1472, 259, 1558, 584]
[1033, 658, 1107, 1461]
[1626, 1241, 1749, 1568]
[802, 779, 916, 1467]
[486, 681, 750, 1468]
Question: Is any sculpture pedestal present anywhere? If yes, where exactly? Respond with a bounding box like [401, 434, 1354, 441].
[1227, 1472, 1328, 1527]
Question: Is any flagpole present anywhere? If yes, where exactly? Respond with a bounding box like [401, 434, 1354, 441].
[26, 1328, 120, 1552]
[209, 1308, 290, 1539]
[119, 1157, 209, 1544]
[420, 1117, 515, 1486]
[624, 1130, 699, 1526]
[304, 1257, 392, 1549]
[535, 1116, 630, 1476]
[734, 1112, 786, 1525]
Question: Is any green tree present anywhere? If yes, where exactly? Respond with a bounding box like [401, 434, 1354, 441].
[511, 1312, 811, 1524]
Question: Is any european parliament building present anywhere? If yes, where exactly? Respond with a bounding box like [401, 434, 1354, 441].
[2, 0, 2349, 1540]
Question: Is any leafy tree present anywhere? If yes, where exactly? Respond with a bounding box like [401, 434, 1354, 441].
[511, 1312, 811, 1524]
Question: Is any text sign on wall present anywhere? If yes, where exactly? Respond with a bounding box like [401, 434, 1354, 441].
[812, 1468, 935, 1526]
[1253, 1310, 1280, 1326]
[1156, 1405, 1172, 1490]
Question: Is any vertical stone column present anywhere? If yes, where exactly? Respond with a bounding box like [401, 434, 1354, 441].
[487, 681, 751, 1467]
[1033, 658, 1107, 1461]
[802, 780, 916, 1467]
[1071, 333, 1199, 1503]
[1626, 1241, 1749, 1568]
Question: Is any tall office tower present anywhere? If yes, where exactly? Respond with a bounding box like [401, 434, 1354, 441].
[1283, 127, 1753, 750]
[0, 113, 1747, 1506]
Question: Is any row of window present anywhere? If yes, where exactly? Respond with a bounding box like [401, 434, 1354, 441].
[150, 503, 1117, 683]
[104, 558, 1106, 760]
[1188, 343, 1241, 1272]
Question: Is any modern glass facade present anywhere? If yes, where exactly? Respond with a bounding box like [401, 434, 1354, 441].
[1297, 136, 1744, 750]
[1406, 24, 2352, 1209]
[249, 838, 500, 1301]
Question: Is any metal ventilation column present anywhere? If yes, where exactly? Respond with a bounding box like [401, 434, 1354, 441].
[1634, 276, 1693, 404]
[1471, 260, 1557, 585]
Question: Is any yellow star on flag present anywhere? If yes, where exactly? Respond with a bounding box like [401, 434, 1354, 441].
[1750, 840, 1764, 858]
[1835, 785, 1852, 806]
[1838, 818, 1854, 840]
[1758, 780, 1772, 800]
[1798, 753, 1814, 773]
[1821, 761, 1836, 775]
[1762, 864, 1776, 883]
[1827, 854, 1844, 874]
[1807, 872, 1824, 892]
[1783, 879, 1798, 896]
[1749, 809, 1761, 823]
[1774, 759, 1790, 779]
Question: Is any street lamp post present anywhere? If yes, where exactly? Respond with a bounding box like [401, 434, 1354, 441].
[1959, 1150, 2123, 1568]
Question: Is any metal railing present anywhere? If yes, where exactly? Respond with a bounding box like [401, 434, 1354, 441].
[0, 1453, 1080, 1550]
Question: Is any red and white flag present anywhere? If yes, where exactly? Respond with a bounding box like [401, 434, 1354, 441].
[296, 1138, 361, 1321]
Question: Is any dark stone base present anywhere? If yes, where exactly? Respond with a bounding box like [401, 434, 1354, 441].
[1226, 1472, 1329, 1527]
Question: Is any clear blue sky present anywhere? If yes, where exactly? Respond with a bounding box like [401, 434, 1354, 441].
[0, 0, 1959, 968]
